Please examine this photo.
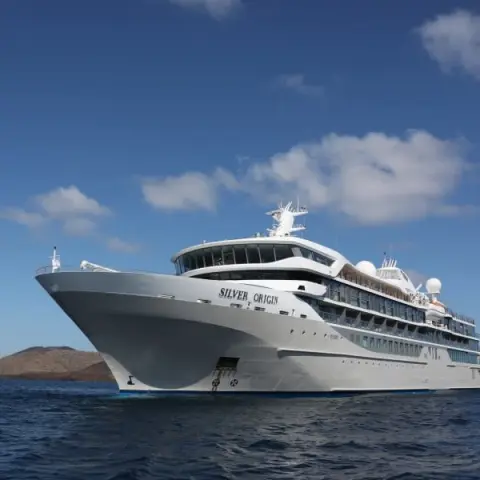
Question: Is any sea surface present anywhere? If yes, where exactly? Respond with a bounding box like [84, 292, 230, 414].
[2, 380, 480, 480]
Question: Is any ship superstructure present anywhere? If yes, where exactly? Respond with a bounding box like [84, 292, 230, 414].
[35, 202, 480, 394]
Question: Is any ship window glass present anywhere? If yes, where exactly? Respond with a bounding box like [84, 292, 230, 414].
[203, 249, 213, 267]
[184, 255, 195, 272]
[274, 244, 294, 261]
[222, 246, 235, 265]
[259, 244, 275, 263]
[246, 245, 260, 263]
[233, 246, 247, 264]
[312, 252, 333, 266]
[194, 251, 205, 269]
[176, 242, 336, 272]
[291, 246, 303, 257]
[227, 271, 244, 280]
[212, 247, 223, 266]
[300, 248, 313, 259]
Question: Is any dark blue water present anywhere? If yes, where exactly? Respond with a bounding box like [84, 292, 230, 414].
[2, 380, 480, 479]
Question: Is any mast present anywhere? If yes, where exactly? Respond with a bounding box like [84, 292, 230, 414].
[265, 201, 308, 237]
[51, 246, 61, 273]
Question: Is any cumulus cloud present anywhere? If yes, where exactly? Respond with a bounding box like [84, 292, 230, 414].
[275, 74, 324, 98]
[417, 9, 480, 79]
[141, 168, 239, 212]
[1, 185, 138, 253]
[0, 186, 111, 236]
[141, 130, 477, 225]
[169, 0, 242, 20]
[0, 207, 47, 228]
[35, 185, 110, 219]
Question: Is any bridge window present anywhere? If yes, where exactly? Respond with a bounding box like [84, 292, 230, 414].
[183, 255, 195, 272]
[234, 246, 247, 264]
[211, 248, 222, 266]
[246, 245, 260, 263]
[298, 247, 333, 266]
[259, 244, 275, 263]
[204, 249, 213, 267]
[274, 244, 293, 260]
[222, 246, 235, 265]
[174, 243, 333, 274]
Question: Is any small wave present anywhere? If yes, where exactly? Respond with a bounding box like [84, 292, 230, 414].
[247, 439, 289, 451]
[3, 380, 480, 480]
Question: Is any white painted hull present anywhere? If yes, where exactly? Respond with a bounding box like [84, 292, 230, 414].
[35, 271, 480, 394]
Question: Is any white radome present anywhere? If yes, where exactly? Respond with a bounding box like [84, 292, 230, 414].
[426, 278, 442, 295]
[356, 260, 377, 277]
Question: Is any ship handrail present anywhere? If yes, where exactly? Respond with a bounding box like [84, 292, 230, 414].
[35, 265, 85, 275]
[35, 265, 121, 275]
[35, 265, 168, 276]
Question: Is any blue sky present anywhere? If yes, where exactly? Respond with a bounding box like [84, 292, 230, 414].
[1, 0, 479, 355]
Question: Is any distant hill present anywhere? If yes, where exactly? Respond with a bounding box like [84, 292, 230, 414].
[0, 346, 115, 383]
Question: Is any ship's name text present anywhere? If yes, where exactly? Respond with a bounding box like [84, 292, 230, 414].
[218, 288, 278, 305]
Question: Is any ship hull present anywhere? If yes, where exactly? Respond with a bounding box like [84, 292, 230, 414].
[35, 271, 480, 394]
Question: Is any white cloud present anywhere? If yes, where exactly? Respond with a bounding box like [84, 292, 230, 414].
[106, 237, 140, 253]
[1, 185, 111, 237]
[417, 10, 480, 79]
[141, 168, 239, 212]
[142, 130, 477, 225]
[169, 0, 242, 20]
[275, 74, 324, 97]
[35, 185, 110, 219]
[0, 207, 46, 228]
[1, 186, 137, 253]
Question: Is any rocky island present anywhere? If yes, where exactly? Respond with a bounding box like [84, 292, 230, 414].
[0, 346, 115, 383]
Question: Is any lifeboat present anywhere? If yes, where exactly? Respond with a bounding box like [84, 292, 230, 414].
[426, 298, 446, 323]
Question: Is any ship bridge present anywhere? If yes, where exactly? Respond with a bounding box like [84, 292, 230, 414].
[376, 257, 417, 294]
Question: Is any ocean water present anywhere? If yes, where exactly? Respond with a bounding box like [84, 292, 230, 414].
[2, 380, 480, 479]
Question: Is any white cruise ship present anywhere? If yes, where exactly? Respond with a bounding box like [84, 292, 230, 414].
[35, 202, 480, 395]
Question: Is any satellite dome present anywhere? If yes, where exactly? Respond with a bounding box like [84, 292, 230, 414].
[426, 278, 442, 295]
[356, 260, 377, 277]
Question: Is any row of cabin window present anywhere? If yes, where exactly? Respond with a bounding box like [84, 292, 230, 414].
[197, 268, 425, 325]
[194, 268, 477, 343]
[448, 349, 478, 364]
[326, 279, 475, 337]
[449, 321, 473, 337]
[196, 268, 421, 324]
[325, 279, 425, 323]
[175, 244, 334, 274]
[350, 333, 421, 357]
[445, 308, 475, 326]
[311, 302, 476, 350]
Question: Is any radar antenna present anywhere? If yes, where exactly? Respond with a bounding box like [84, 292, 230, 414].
[381, 252, 397, 269]
[265, 200, 308, 237]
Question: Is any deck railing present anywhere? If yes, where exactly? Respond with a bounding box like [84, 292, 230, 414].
[321, 312, 479, 351]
